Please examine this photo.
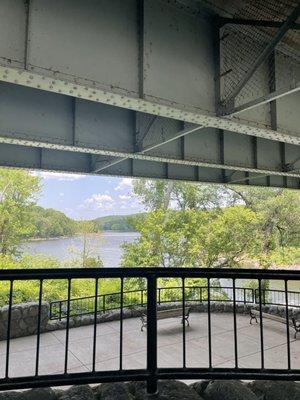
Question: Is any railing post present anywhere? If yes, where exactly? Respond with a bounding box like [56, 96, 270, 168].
[147, 275, 158, 396]
[59, 302, 62, 321]
[158, 288, 161, 305]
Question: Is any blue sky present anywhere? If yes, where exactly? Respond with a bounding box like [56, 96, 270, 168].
[33, 171, 144, 220]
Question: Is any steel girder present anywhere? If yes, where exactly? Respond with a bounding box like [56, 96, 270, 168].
[0, 0, 299, 189]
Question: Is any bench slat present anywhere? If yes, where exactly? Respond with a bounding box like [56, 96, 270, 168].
[140, 307, 190, 331]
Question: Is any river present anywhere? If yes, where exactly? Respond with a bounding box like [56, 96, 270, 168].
[21, 232, 139, 267]
[22, 233, 299, 294]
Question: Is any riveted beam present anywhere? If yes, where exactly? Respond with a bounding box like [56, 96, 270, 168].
[0, 134, 298, 180]
[0, 66, 298, 145]
[1, 142, 299, 189]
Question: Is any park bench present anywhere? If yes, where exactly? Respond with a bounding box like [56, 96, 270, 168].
[140, 307, 190, 332]
[250, 309, 300, 339]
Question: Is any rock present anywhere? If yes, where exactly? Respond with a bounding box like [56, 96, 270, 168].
[0, 302, 49, 340]
[202, 380, 257, 400]
[0, 392, 21, 400]
[128, 380, 203, 400]
[22, 388, 58, 400]
[58, 385, 94, 400]
[190, 381, 211, 397]
[94, 382, 134, 400]
[247, 380, 300, 400]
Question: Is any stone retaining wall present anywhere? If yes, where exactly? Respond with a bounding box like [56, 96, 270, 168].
[0, 302, 49, 340]
[0, 300, 299, 340]
[45, 301, 300, 333]
[0, 380, 299, 400]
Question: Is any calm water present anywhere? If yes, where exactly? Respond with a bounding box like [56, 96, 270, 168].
[22, 232, 139, 267]
[22, 233, 299, 293]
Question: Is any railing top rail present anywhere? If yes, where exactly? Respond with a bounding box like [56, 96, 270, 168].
[0, 267, 299, 281]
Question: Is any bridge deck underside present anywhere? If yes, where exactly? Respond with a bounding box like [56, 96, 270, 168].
[0, 0, 298, 189]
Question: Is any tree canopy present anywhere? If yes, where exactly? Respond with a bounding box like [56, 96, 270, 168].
[121, 180, 300, 269]
[0, 169, 41, 255]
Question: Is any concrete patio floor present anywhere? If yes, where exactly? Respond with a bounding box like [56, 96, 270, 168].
[0, 312, 299, 379]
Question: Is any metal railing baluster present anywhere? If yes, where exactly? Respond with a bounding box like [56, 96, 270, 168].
[207, 278, 212, 369]
[258, 279, 264, 370]
[5, 280, 13, 379]
[119, 278, 124, 371]
[35, 279, 43, 376]
[147, 275, 157, 395]
[92, 278, 99, 372]
[285, 279, 291, 370]
[232, 278, 238, 368]
[64, 278, 72, 374]
[182, 278, 186, 369]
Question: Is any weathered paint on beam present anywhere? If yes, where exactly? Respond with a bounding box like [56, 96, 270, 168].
[0, 66, 298, 145]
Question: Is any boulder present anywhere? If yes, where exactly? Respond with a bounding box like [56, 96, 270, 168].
[0, 392, 21, 400]
[58, 385, 94, 400]
[202, 380, 257, 400]
[22, 388, 58, 400]
[247, 380, 300, 400]
[94, 382, 134, 400]
[190, 381, 211, 397]
[128, 380, 203, 400]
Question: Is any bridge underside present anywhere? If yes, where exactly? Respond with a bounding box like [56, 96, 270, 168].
[0, 0, 299, 188]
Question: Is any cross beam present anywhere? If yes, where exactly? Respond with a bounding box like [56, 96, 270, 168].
[226, 83, 300, 116]
[93, 124, 203, 173]
[218, 17, 300, 30]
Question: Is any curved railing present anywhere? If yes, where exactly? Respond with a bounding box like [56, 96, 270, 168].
[49, 284, 300, 321]
[0, 267, 300, 393]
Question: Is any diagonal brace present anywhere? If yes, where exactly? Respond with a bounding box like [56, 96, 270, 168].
[223, 4, 300, 109]
[93, 124, 203, 173]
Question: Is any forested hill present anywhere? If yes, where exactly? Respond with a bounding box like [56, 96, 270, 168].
[92, 214, 142, 232]
[29, 206, 77, 238]
[28, 206, 140, 239]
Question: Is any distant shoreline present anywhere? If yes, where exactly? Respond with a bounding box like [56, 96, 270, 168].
[24, 231, 137, 242]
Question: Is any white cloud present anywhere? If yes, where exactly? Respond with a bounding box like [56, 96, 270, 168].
[119, 194, 131, 200]
[115, 178, 134, 191]
[31, 171, 85, 181]
[79, 193, 114, 211]
[59, 192, 64, 197]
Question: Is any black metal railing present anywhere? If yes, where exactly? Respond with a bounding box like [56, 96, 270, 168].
[49, 285, 256, 320]
[0, 267, 299, 394]
[49, 285, 300, 321]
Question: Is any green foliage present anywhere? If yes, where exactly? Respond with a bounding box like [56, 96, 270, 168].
[133, 180, 228, 211]
[0, 169, 41, 255]
[29, 206, 77, 238]
[201, 206, 262, 268]
[92, 214, 138, 232]
[121, 206, 261, 268]
[122, 179, 300, 269]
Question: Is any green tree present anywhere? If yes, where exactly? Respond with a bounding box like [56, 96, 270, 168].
[121, 206, 261, 268]
[0, 169, 41, 255]
[68, 220, 103, 268]
[133, 179, 229, 211]
[123, 179, 299, 270]
[228, 187, 300, 266]
[29, 206, 77, 238]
